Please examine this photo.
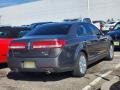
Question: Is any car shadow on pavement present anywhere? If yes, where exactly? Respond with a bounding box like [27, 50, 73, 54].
[114, 48, 120, 51]
[7, 71, 72, 82]
[7, 60, 104, 82]
[0, 63, 8, 69]
[7, 59, 105, 82]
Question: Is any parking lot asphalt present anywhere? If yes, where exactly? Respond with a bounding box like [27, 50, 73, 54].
[0, 52, 120, 90]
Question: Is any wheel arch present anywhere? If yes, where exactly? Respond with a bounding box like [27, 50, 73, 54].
[74, 48, 88, 63]
[80, 50, 88, 60]
[110, 40, 114, 45]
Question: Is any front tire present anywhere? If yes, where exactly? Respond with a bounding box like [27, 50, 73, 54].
[72, 52, 87, 77]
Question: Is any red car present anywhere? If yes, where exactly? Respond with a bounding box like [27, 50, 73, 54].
[0, 26, 30, 63]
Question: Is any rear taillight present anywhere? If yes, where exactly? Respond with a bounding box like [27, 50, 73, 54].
[32, 40, 65, 49]
[9, 42, 27, 50]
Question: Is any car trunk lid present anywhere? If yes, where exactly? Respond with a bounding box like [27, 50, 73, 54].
[9, 35, 67, 58]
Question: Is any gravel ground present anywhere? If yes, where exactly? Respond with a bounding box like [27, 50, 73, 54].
[0, 52, 119, 90]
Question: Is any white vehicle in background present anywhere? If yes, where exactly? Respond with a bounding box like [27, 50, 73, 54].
[93, 20, 118, 34]
[104, 21, 117, 30]
[93, 20, 106, 30]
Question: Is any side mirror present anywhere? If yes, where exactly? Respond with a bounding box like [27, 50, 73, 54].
[97, 32, 104, 36]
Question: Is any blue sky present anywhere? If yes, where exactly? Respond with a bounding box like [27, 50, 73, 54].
[0, 0, 39, 8]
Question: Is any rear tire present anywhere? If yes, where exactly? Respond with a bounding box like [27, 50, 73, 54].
[72, 52, 87, 77]
[105, 44, 114, 60]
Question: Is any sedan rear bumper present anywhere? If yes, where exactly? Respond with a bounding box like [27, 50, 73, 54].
[8, 57, 63, 73]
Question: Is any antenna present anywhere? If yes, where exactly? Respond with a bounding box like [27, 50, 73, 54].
[0, 15, 2, 25]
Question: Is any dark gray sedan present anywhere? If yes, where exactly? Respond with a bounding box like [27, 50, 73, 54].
[8, 22, 114, 77]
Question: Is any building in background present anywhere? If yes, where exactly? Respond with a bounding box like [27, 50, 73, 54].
[0, 0, 120, 26]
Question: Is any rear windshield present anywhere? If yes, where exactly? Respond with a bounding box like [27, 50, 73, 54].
[27, 24, 71, 36]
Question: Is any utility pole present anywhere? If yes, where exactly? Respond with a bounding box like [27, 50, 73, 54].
[0, 15, 2, 25]
[87, 0, 90, 18]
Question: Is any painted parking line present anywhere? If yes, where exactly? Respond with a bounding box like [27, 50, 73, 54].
[115, 63, 120, 69]
[114, 55, 120, 57]
[82, 71, 112, 90]
[82, 63, 120, 90]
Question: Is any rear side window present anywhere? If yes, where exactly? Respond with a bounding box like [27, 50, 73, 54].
[77, 25, 86, 36]
[86, 29, 93, 35]
[27, 24, 71, 36]
[89, 24, 100, 35]
[87, 24, 101, 35]
[82, 24, 93, 35]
